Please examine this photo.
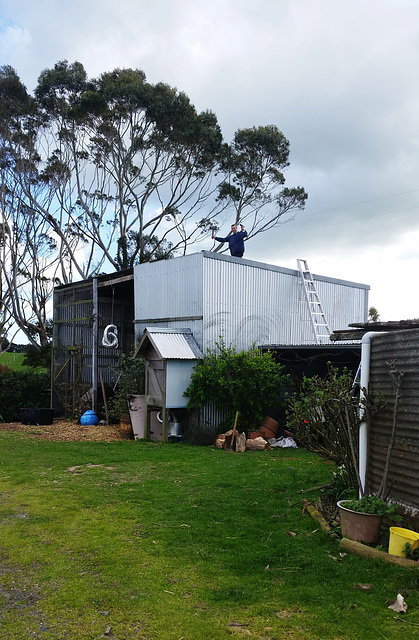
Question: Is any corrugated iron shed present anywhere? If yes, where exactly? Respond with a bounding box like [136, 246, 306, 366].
[53, 252, 369, 419]
[134, 251, 369, 351]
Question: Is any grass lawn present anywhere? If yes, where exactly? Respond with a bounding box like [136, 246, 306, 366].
[0, 352, 26, 370]
[0, 434, 418, 639]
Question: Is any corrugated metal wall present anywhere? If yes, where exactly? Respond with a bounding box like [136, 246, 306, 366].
[134, 253, 204, 346]
[367, 330, 419, 513]
[53, 273, 135, 414]
[134, 251, 369, 351]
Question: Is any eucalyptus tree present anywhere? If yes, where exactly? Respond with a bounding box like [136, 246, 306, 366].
[213, 125, 307, 248]
[0, 65, 81, 345]
[0, 181, 61, 347]
[33, 61, 224, 270]
[0, 61, 308, 348]
[3, 61, 307, 272]
[0, 218, 14, 350]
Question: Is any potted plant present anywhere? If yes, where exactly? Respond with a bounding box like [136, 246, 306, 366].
[337, 495, 398, 544]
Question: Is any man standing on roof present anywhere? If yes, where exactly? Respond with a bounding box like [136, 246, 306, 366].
[211, 224, 248, 258]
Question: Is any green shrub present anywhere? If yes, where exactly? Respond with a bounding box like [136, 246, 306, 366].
[22, 344, 52, 372]
[108, 354, 145, 420]
[184, 339, 286, 430]
[0, 369, 51, 422]
[343, 495, 398, 517]
[286, 365, 360, 492]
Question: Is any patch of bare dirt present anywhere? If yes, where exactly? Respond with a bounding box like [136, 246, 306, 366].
[0, 419, 126, 442]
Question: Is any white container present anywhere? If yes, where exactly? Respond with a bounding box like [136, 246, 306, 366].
[129, 394, 146, 440]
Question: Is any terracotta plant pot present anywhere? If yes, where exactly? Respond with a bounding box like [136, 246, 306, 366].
[248, 431, 263, 439]
[337, 500, 382, 544]
[259, 425, 277, 440]
[260, 416, 279, 433]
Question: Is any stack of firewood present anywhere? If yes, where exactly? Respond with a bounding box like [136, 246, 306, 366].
[215, 429, 270, 451]
[214, 413, 271, 451]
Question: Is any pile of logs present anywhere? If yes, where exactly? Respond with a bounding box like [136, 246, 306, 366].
[215, 429, 270, 451]
[214, 413, 270, 452]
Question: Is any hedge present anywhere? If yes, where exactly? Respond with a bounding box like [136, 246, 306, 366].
[0, 370, 51, 422]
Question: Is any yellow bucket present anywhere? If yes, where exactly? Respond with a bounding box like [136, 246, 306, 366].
[388, 527, 419, 557]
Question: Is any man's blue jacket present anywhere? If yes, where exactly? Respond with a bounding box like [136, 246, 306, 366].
[214, 230, 248, 256]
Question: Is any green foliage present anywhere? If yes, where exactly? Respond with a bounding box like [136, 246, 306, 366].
[108, 353, 145, 419]
[286, 365, 361, 493]
[185, 339, 286, 430]
[342, 495, 398, 517]
[368, 306, 380, 322]
[286, 366, 359, 460]
[0, 369, 50, 421]
[323, 464, 357, 503]
[286, 362, 402, 508]
[0, 352, 26, 370]
[0, 61, 307, 277]
[402, 542, 419, 560]
[26, 318, 54, 342]
[0, 64, 35, 129]
[22, 343, 51, 372]
[115, 231, 175, 269]
[217, 125, 307, 231]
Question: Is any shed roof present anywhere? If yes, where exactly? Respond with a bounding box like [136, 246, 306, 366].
[135, 327, 204, 360]
[330, 319, 419, 341]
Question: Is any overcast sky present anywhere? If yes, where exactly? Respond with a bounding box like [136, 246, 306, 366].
[1, 0, 419, 321]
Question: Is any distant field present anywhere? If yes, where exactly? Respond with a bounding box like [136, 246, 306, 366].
[0, 352, 26, 370]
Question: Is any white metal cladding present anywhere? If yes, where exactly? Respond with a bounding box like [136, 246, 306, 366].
[203, 255, 306, 350]
[201, 253, 368, 350]
[140, 328, 203, 360]
[314, 277, 369, 336]
[134, 253, 203, 322]
[134, 252, 369, 351]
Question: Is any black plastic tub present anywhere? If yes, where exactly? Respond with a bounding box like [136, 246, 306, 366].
[21, 408, 55, 425]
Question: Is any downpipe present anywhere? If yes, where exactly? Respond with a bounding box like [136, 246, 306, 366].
[358, 331, 383, 497]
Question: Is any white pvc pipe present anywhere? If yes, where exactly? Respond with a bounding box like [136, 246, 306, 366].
[358, 331, 381, 497]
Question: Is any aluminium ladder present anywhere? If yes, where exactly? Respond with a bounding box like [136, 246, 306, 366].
[297, 259, 331, 344]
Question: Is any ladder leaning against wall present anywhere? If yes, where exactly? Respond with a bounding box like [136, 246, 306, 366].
[297, 259, 331, 344]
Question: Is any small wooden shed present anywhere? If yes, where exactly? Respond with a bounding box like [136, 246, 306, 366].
[135, 327, 203, 441]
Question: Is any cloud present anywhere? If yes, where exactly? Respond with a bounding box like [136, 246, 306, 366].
[1, 0, 419, 319]
[0, 23, 32, 72]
